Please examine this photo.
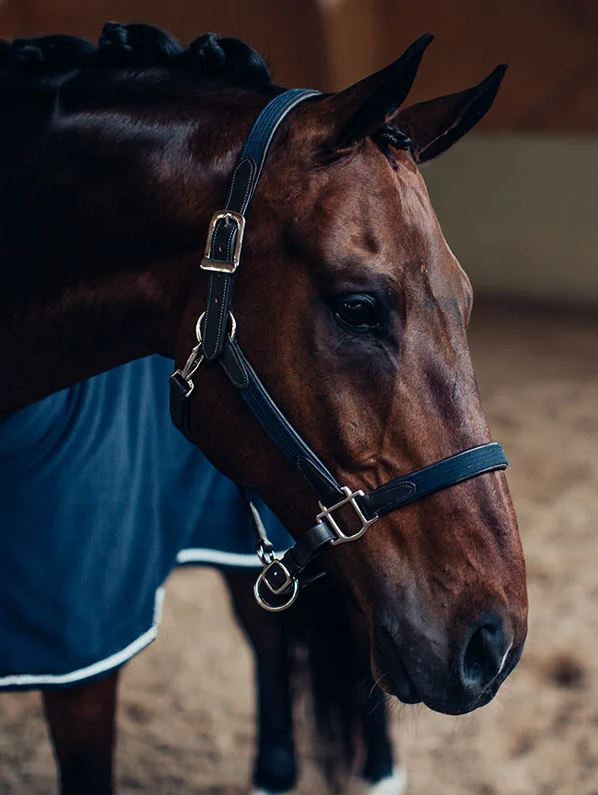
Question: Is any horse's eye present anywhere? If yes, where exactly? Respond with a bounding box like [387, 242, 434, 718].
[332, 294, 381, 332]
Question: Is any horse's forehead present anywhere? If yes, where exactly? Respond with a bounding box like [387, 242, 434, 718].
[283, 150, 441, 265]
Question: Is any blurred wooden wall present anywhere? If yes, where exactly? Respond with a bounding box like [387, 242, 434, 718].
[322, 0, 598, 132]
[1, 0, 597, 131]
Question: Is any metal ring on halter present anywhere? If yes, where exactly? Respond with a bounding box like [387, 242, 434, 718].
[171, 311, 237, 398]
[253, 572, 299, 613]
[195, 310, 237, 345]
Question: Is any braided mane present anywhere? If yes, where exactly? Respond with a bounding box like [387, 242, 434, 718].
[0, 22, 272, 87]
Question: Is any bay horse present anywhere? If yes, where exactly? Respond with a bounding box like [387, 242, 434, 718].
[0, 23, 527, 794]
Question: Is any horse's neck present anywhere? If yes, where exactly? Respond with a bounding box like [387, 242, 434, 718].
[0, 85, 252, 416]
[1, 258, 190, 417]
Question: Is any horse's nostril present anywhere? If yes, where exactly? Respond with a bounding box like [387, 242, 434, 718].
[461, 618, 509, 692]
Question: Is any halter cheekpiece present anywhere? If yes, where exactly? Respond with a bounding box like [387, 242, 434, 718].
[169, 89, 508, 612]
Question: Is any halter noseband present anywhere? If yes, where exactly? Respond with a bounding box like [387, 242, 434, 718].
[169, 89, 508, 612]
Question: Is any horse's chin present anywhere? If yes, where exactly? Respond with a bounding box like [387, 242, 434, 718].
[381, 670, 498, 715]
[371, 639, 422, 705]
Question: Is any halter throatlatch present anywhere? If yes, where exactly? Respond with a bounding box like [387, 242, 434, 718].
[170, 89, 508, 612]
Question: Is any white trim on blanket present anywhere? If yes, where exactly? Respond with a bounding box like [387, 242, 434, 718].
[0, 547, 289, 689]
[0, 588, 165, 689]
[176, 548, 263, 567]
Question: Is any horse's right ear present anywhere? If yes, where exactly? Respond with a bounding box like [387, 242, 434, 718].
[320, 34, 434, 150]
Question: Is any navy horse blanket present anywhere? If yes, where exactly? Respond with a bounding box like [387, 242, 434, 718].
[0, 356, 291, 689]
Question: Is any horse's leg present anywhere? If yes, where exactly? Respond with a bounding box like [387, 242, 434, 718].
[42, 670, 119, 795]
[361, 686, 406, 795]
[222, 569, 296, 795]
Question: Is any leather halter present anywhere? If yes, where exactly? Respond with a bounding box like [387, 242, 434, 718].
[170, 89, 508, 612]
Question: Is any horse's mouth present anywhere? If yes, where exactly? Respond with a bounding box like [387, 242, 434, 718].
[386, 659, 422, 705]
[374, 628, 422, 705]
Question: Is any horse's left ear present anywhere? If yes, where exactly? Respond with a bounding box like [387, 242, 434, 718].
[391, 65, 508, 162]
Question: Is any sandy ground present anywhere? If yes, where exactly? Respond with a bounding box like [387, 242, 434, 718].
[1, 300, 597, 795]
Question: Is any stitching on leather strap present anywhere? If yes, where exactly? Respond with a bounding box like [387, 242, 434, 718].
[213, 277, 231, 355]
[221, 341, 249, 389]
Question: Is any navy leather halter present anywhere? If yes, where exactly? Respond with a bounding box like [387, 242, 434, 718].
[170, 89, 508, 611]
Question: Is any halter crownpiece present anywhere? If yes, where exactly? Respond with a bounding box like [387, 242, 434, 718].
[170, 88, 508, 612]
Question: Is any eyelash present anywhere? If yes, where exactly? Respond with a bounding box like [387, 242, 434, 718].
[331, 294, 385, 333]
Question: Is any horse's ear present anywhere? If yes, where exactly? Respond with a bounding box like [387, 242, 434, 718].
[391, 65, 508, 163]
[323, 34, 434, 150]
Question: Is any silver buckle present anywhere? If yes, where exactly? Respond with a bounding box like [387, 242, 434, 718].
[260, 559, 294, 595]
[200, 211, 246, 273]
[254, 560, 299, 613]
[317, 486, 377, 545]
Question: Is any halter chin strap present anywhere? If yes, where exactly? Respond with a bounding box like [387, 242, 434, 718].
[170, 89, 509, 612]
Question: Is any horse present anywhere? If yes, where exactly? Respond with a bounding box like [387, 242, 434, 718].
[0, 22, 527, 794]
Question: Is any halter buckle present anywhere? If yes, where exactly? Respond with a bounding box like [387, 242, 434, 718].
[200, 211, 246, 273]
[259, 559, 294, 595]
[317, 486, 377, 545]
[254, 560, 299, 613]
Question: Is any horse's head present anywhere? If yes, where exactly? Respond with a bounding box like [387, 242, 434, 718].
[179, 36, 527, 715]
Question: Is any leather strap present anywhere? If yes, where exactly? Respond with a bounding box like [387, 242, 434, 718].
[201, 89, 321, 361]
[359, 443, 508, 518]
[262, 521, 336, 589]
[220, 338, 344, 505]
